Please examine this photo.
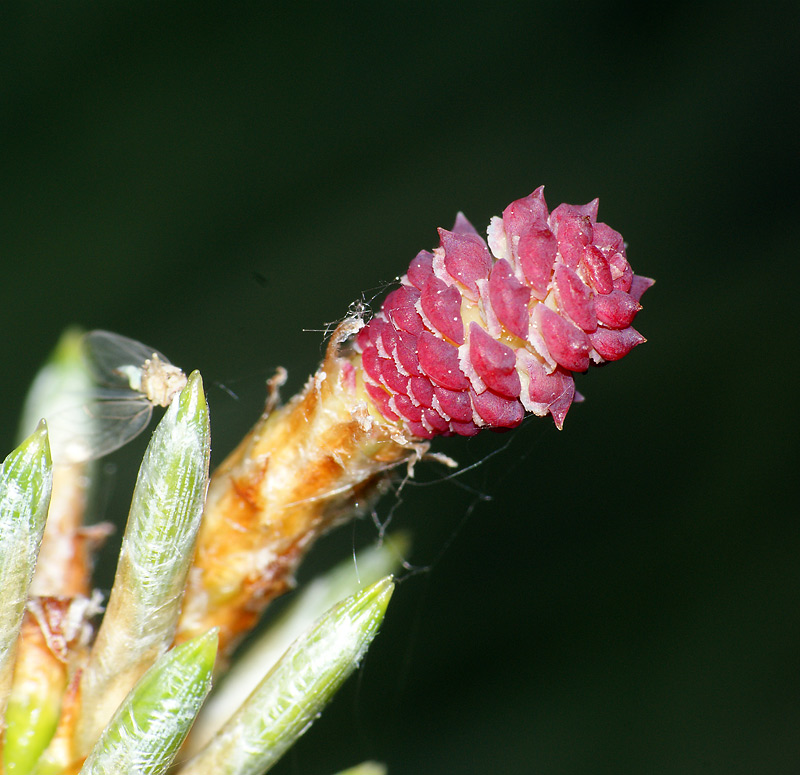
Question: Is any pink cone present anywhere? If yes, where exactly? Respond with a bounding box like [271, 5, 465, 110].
[353, 187, 652, 437]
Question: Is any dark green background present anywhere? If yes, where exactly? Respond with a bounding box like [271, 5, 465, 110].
[2, 2, 797, 773]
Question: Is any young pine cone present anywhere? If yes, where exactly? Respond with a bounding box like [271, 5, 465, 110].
[354, 186, 652, 435]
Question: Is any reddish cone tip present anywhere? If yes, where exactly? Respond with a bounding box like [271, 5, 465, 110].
[353, 187, 652, 438]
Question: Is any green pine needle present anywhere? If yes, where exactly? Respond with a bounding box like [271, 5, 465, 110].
[76, 371, 211, 751]
[181, 577, 394, 775]
[0, 423, 53, 722]
[79, 630, 218, 775]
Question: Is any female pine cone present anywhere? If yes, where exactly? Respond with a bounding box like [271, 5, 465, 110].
[353, 187, 652, 437]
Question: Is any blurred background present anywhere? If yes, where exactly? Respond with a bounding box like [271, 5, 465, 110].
[1, 1, 797, 772]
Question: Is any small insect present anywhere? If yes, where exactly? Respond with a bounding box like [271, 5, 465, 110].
[50, 330, 187, 464]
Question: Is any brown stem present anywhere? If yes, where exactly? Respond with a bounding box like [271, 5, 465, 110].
[175, 324, 422, 660]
